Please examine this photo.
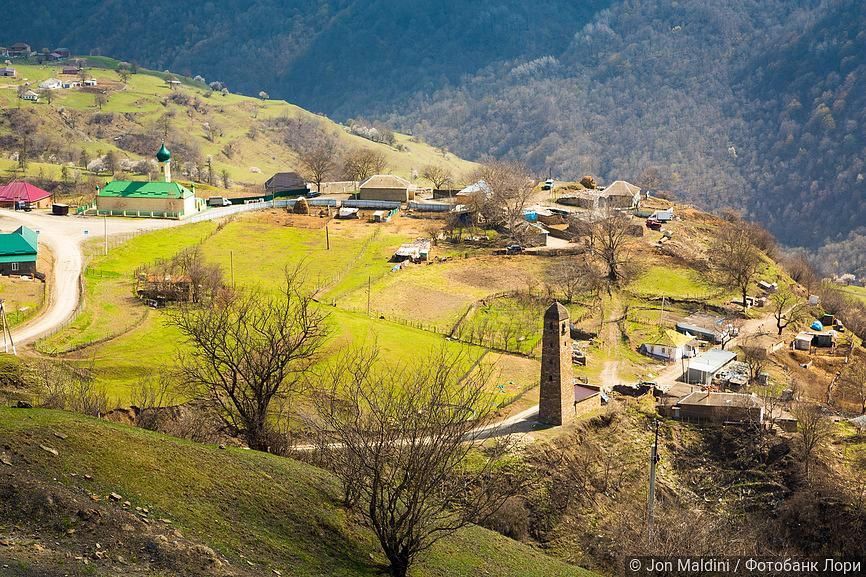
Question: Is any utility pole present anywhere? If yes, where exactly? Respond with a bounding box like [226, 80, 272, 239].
[325, 225, 330, 250]
[367, 275, 371, 317]
[230, 250, 235, 288]
[647, 418, 660, 542]
[0, 299, 16, 355]
[103, 216, 108, 255]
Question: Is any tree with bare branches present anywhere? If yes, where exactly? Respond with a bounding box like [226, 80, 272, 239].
[342, 147, 388, 182]
[792, 403, 833, 481]
[421, 164, 453, 190]
[770, 289, 808, 336]
[713, 226, 763, 308]
[841, 357, 866, 415]
[547, 257, 602, 303]
[313, 348, 523, 577]
[588, 209, 634, 284]
[299, 134, 339, 194]
[473, 161, 534, 242]
[168, 271, 330, 451]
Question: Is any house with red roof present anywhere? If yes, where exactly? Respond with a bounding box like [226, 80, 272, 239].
[0, 181, 52, 209]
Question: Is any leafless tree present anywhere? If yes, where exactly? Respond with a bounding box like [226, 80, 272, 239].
[588, 209, 634, 285]
[713, 226, 763, 308]
[473, 161, 534, 242]
[792, 403, 833, 481]
[300, 134, 339, 194]
[771, 289, 808, 336]
[841, 357, 866, 414]
[421, 164, 453, 190]
[173, 246, 224, 304]
[94, 92, 108, 110]
[168, 271, 330, 451]
[547, 256, 602, 303]
[740, 334, 770, 383]
[342, 147, 387, 182]
[220, 168, 230, 189]
[312, 347, 523, 577]
[719, 317, 744, 350]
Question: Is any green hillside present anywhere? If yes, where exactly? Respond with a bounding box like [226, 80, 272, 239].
[0, 59, 476, 195]
[0, 407, 597, 577]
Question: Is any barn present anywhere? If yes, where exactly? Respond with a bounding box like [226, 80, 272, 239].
[358, 175, 416, 203]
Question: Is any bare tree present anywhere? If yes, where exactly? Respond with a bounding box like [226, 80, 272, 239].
[421, 164, 453, 190]
[313, 348, 522, 577]
[719, 317, 744, 350]
[94, 92, 108, 110]
[342, 147, 387, 182]
[300, 134, 339, 194]
[713, 226, 763, 308]
[547, 257, 602, 303]
[841, 357, 866, 414]
[588, 209, 634, 285]
[474, 161, 534, 242]
[792, 403, 833, 481]
[770, 289, 808, 336]
[220, 168, 231, 189]
[168, 271, 330, 451]
[740, 334, 770, 383]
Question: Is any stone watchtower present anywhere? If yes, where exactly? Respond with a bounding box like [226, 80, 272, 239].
[539, 302, 574, 426]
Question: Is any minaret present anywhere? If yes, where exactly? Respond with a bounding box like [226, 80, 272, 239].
[156, 142, 172, 182]
[539, 302, 574, 425]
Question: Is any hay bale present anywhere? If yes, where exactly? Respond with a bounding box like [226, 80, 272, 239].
[293, 197, 310, 215]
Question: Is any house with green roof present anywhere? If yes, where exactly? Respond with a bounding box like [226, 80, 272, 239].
[94, 143, 202, 219]
[0, 226, 38, 276]
[640, 328, 697, 361]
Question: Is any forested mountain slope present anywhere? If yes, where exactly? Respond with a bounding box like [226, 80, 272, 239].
[5, 0, 865, 272]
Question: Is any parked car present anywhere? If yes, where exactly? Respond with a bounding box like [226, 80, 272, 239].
[645, 218, 662, 230]
[541, 178, 555, 191]
[505, 244, 525, 255]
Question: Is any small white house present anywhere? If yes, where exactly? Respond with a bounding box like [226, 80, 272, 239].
[20, 90, 39, 102]
[83, 78, 98, 87]
[650, 207, 674, 222]
[38, 77, 62, 90]
[640, 329, 696, 361]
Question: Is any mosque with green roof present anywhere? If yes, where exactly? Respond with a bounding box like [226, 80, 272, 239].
[95, 143, 203, 218]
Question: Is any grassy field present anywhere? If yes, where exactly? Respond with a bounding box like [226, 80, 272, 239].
[1, 60, 477, 190]
[839, 284, 866, 305]
[43, 213, 504, 401]
[0, 407, 597, 577]
[627, 265, 724, 301]
[0, 246, 51, 328]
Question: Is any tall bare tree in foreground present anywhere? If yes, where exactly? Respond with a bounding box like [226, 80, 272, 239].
[793, 403, 833, 482]
[313, 348, 523, 577]
[588, 209, 634, 285]
[299, 134, 338, 194]
[169, 271, 330, 451]
[713, 225, 763, 307]
[474, 161, 534, 242]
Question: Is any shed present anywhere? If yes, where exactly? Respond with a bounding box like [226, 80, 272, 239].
[793, 332, 813, 351]
[810, 331, 836, 348]
[0, 67, 16, 77]
[650, 207, 674, 222]
[393, 240, 431, 262]
[359, 175, 415, 203]
[0, 181, 52, 209]
[686, 349, 737, 385]
[573, 384, 602, 416]
[20, 90, 39, 101]
[674, 391, 764, 424]
[264, 172, 309, 197]
[0, 226, 38, 276]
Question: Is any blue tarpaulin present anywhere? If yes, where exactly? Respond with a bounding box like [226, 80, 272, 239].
[811, 320, 824, 331]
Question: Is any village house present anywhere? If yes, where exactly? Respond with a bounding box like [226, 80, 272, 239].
[676, 313, 737, 344]
[0, 181, 52, 209]
[61, 66, 81, 75]
[558, 180, 642, 211]
[264, 172, 309, 197]
[358, 174, 417, 203]
[685, 349, 737, 385]
[392, 240, 431, 262]
[20, 90, 39, 102]
[0, 226, 38, 276]
[640, 329, 696, 361]
[673, 391, 764, 425]
[0, 67, 16, 77]
[8, 43, 31, 57]
[573, 383, 603, 417]
[38, 77, 62, 90]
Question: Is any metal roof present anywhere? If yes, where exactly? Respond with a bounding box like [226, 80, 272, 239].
[688, 349, 737, 374]
[0, 226, 38, 263]
[98, 181, 193, 199]
[0, 181, 51, 203]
